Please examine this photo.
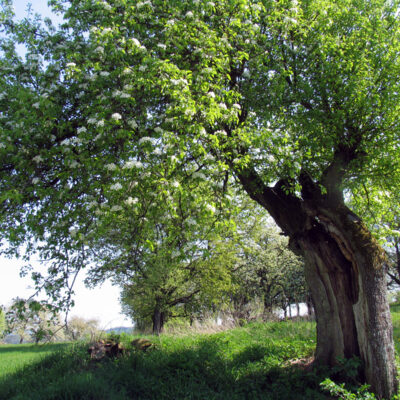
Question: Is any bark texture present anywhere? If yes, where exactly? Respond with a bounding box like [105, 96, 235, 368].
[152, 308, 166, 335]
[236, 167, 398, 399]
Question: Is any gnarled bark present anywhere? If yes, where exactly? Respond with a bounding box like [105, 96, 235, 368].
[236, 167, 397, 399]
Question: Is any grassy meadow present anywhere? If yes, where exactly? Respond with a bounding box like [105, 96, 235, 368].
[0, 310, 399, 400]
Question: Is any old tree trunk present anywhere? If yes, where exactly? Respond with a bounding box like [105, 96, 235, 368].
[237, 164, 397, 399]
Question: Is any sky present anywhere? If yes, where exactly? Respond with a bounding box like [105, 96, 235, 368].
[0, 0, 131, 328]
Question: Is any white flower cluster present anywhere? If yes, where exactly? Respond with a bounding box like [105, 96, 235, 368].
[137, 0, 152, 8]
[68, 160, 80, 168]
[110, 182, 123, 190]
[33, 155, 43, 163]
[131, 38, 141, 47]
[123, 160, 143, 169]
[192, 171, 206, 180]
[138, 137, 153, 145]
[128, 119, 138, 129]
[125, 197, 138, 206]
[206, 204, 216, 213]
[111, 205, 122, 212]
[77, 127, 87, 134]
[99, 0, 112, 11]
[69, 227, 78, 238]
[112, 90, 130, 99]
[105, 163, 117, 171]
[157, 43, 167, 50]
[87, 201, 98, 209]
[32, 177, 40, 184]
[171, 78, 188, 86]
[186, 218, 197, 226]
[112, 113, 122, 120]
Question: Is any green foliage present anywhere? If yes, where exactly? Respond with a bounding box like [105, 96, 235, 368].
[320, 379, 377, 400]
[0, 306, 6, 339]
[227, 209, 306, 321]
[0, 0, 398, 315]
[5, 298, 64, 343]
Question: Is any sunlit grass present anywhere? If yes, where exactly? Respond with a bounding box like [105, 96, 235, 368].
[0, 313, 398, 400]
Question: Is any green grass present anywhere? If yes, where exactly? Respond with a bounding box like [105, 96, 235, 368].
[0, 313, 398, 400]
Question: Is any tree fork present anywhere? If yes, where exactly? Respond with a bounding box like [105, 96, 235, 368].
[236, 166, 398, 399]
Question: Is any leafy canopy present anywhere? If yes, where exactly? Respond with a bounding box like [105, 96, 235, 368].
[0, 0, 399, 307]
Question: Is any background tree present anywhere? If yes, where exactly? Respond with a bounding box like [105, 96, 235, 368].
[0, 306, 6, 339]
[227, 208, 306, 322]
[65, 316, 99, 341]
[5, 298, 63, 343]
[0, 0, 399, 396]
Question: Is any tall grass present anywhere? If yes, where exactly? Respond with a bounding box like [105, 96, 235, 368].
[0, 312, 398, 400]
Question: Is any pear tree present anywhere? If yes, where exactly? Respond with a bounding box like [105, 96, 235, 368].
[0, 0, 399, 397]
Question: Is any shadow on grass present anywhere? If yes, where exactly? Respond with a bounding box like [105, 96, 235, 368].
[0, 337, 330, 400]
[0, 343, 71, 354]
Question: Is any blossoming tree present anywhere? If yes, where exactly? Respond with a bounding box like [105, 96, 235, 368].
[0, 0, 399, 397]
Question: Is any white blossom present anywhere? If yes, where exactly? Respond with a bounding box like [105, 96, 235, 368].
[33, 102, 40, 109]
[95, 46, 104, 53]
[207, 91, 215, 98]
[110, 182, 123, 190]
[69, 160, 80, 168]
[123, 160, 143, 169]
[185, 11, 194, 18]
[154, 127, 163, 134]
[171, 181, 179, 188]
[69, 227, 78, 238]
[88, 118, 98, 124]
[105, 163, 117, 171]
[171, 250, 180, 258]
[96, 119, 105, 127]
[77, 127, 87, 134]
[232, 103, 241, 110]
[125, 196, 138, 205]
[88, 201, 98, 209]
[111, 113, 122, 120]
[66, 62, 76, 67]
[139, 65, 147, 72]
[128, 119, 138, 129]
[111, 205, 123, 212]
[33, 155, 43, 163]
[206, 204, 216, 213]
[166, 19, 175, 26]
[131, 38, 141, 47]
[192, 171, 206, 180]
[32, 177, 40, 184]
[154, 148, 162, 155]
[157, 43, 167, 50]
[100, 71, 110, 77]
[218, 103, 227, 110]
[139, 137, 153, 145]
